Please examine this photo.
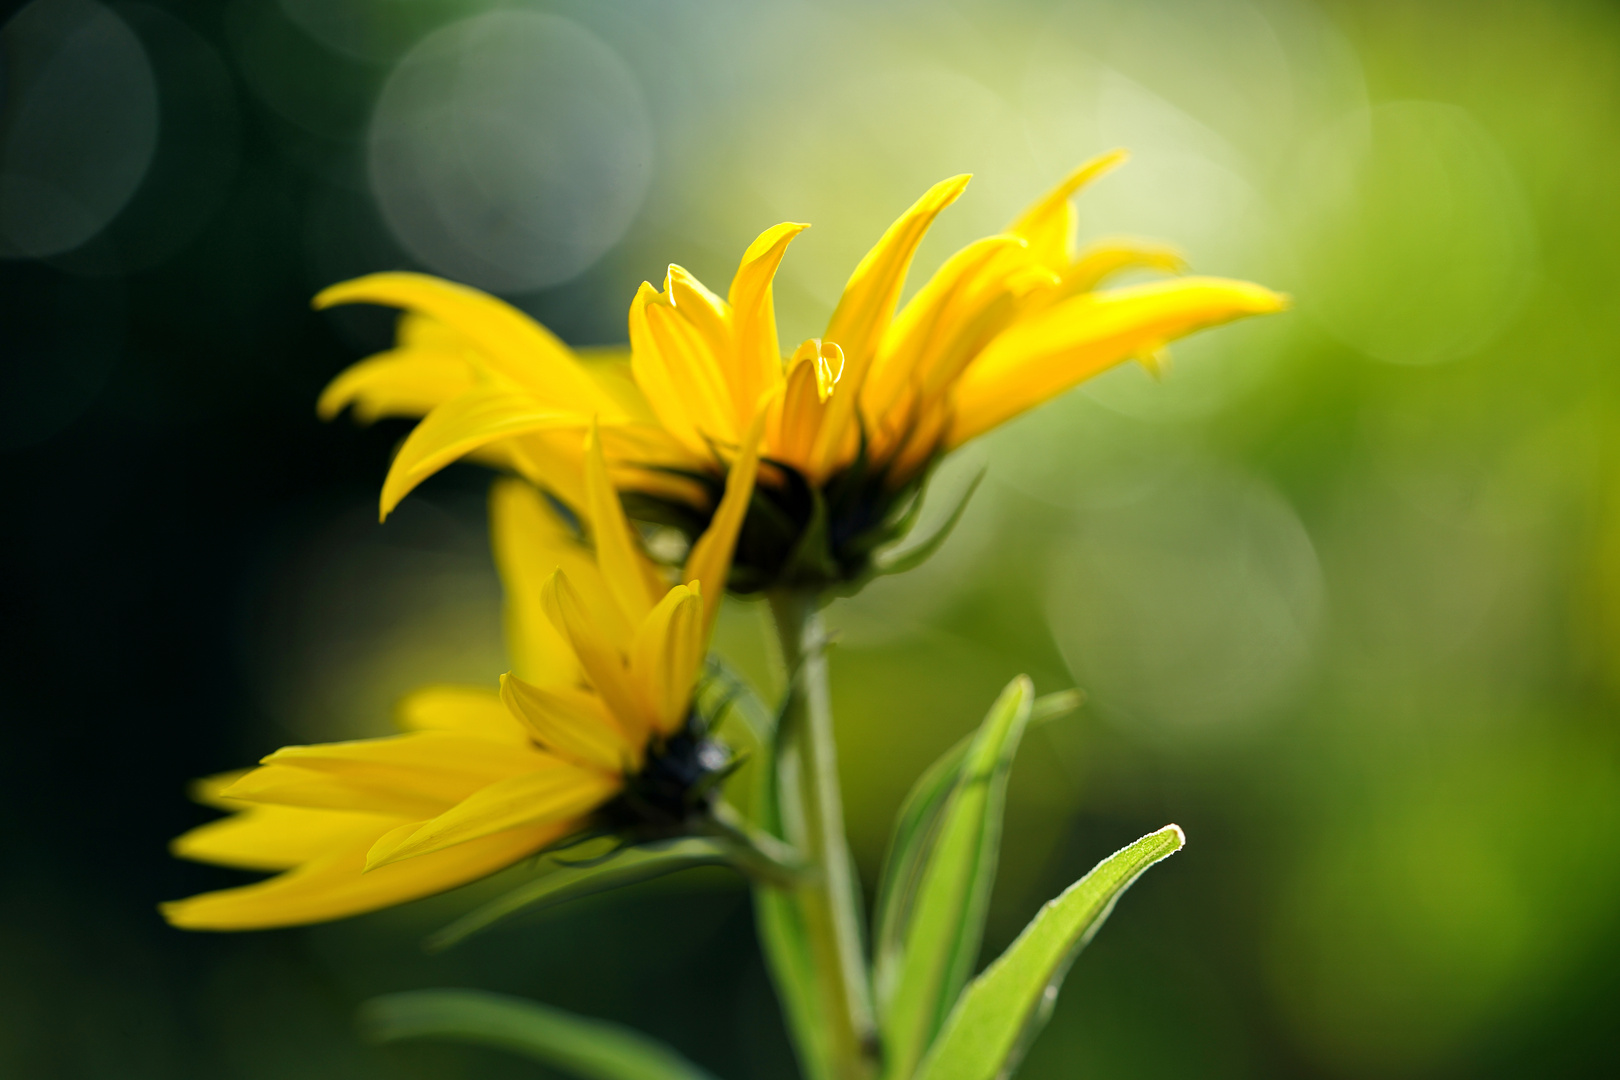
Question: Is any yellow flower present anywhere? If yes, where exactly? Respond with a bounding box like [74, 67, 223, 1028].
[317, 151, 1285, 589]
[162, 422, 761, 930]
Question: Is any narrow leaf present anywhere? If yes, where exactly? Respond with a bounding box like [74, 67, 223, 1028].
[873, 689, 1083, 1009]
[361, 989, 717, 1080]
[873, 737, 970, 989]
[426, 839, 730, 951]
[1029, 689, 1084, 725]
[877, 676, 1033, 1080]
[914, 825, 1186, 1080]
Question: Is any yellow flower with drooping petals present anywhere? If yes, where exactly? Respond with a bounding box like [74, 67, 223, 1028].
[318, 151, 1285, 589]
[161, 422, 761, 930]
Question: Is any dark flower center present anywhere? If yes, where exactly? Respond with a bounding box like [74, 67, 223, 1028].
[623, 450, 931, 593]
[598, 720, 732, 839]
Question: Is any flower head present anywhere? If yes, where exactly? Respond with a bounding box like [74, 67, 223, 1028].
[162, 422, 760, 930]
[318, 151, 1285, 591]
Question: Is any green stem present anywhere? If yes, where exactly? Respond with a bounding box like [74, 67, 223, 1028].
[700, 800, 810, 889]
[767, 589, 879, 1080]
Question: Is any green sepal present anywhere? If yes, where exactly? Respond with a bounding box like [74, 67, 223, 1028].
[874, 676, 1034, 1080]
[871, 468, 984, 581]
[360, 989, 717, 1080]
[425, 839, 731, 952]
[699, 656, 779, 749]
[913, 826, 1186, 1080]
[780, 483, 842, 588]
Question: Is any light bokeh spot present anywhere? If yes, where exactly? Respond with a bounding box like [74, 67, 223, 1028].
[1047, 461, 1322, 735]
[1292, 100, 1538, 365]
[368, 10, 654, 294]
[0, 0, 158, 258]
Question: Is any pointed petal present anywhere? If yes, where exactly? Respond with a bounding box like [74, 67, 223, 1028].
[366, 762, 617, 869]
[317, 347, 475, 424]
[216, 764, 451, 819]
[396, 684, 527, 743]
[1006, 150, 1130, 266]
[682, 412, 763, 634]
[188, 770, 251, 810]
[541, 569, 652, 742]
[864, 235, 1027, 437]
[629, 584, 705, 735]
[315, 273, 617, 415]
[630, 278, 737, 454]
[378, 382, 589, 520]
[728, 222, 809, 428]
[501, 672, 638, 773]
[489, 479, 611, 682]
[161, 818, 570, 930]
[172, 804, 407, 872]
[1061, 237, 1187, 296]
[224, 731, 547, 816]
[667, 265, 733, 365]
[947, 276, 1288, 446]
[825, 175, 972, 383]
[585, 422, 664, 628]
[815, 175, 970, 479]
[768, 341, 829, 473]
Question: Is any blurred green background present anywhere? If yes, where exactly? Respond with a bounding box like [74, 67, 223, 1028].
[4, 0, 1620, 1076]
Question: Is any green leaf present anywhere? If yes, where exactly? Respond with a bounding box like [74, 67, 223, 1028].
[872, 689, 1083, 1013]
[360, 989, 717, 1080]
[1028, 689, 1084, 726]
[425, 839, 731, 952]
[914, 825, 1186, 1080]
[876, 676, 1033, 1080]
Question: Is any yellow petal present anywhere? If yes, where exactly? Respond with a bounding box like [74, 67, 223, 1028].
[815, 174, 970, 478]
[496, 420, 706, 515]
[500, 672, 639, 773]
[217, 763, 458, 819]
[225, 731, 547, 815]
[864, 234, 1026, 434]
[172, 804, 406, 871]
[161, 818, 570, 930]
[584, 422, 664, 629]
[768, 341, 828, 473]
[826, 174, 971, 383]
[629, 278, 737, 455]
[316, 348, 475, 424]
[315, 273, 617, 415]
[1061, 237, 1187, 296]
[541, 569, 651, 742]
[188, 770, 252, 810]
[947, 276, 1288, 446]
[1005, 149, 1129, 267]
[576, 346, 662, 426]
[682, 411, 763, 635]
[727, 222, 809, 429]
[667, 265, 733, 368]
[489, 479, 605, 683]
[396, 684, 527, 744]
[366, 761, 617, 869]
[629, 584, 705, 735]
[378, 382, 590, 520]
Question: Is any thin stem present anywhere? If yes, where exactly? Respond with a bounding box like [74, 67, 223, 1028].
[767, 589, 879, 1080]
[701, 800, 810, 889]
